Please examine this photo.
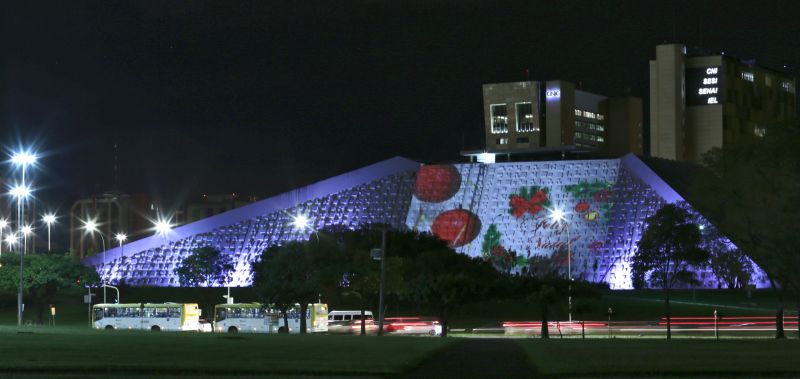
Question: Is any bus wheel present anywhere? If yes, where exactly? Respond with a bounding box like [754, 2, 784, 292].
[151, 325, 161, 332]
[228, 326, 238, 334]
[429, 329, 436, 336]
[104, 325, 114, 331]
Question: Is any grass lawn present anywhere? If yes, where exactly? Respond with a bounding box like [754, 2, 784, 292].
[517, 339, 800, 377]
[0, 327, 455, 377]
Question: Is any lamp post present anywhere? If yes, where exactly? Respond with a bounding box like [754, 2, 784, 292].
[20, 225, 33, 326]
[0, 219, 7, 257]
[10, 184, 32, 327]
[43, 214, 56, 252]
[10, 185, 31, 255]
[115, 233, 127, 259]
[371, 227, 387, 336]
[83, 219, 107, 303]
[550, 207, 573, 323]
[12, 151, 36, 253]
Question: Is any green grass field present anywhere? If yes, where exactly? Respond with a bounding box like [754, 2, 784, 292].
[0, 327, 453, 377]
[517, 339, 800, 377]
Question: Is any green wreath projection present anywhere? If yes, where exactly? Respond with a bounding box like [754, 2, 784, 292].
[563, 180, 615, 223]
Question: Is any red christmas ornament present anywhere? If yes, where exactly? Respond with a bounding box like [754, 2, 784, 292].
[430, 209, 481, 247]
[574, 201, 590, 213]
[414, 164, 462, 203]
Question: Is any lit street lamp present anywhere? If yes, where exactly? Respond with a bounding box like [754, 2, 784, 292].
[83, 219, 107, 303]
[115, 233, 127, 258]
[154, 218, 172, 238]
[10, 185, 31, 255]
[11, 151, 36, 251]
[10, 149, 37, 328]
[43, 214, 56, 252]
[550, 207, 573, 323]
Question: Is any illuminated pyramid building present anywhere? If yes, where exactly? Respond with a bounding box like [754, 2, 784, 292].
[83, 154, 765, 289]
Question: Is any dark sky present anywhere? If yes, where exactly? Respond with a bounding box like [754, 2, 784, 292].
[3, 0, 799, 213]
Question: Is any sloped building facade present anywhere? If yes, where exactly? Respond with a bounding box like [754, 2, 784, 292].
[83, 154, 763, 289]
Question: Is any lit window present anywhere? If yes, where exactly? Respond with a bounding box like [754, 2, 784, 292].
[490, 104, 508, 134]
[596, 114, 605, 121]
[574, 109, 582, 116]
[781, 81, 795, 93]
[496, 138, 509, 145]
[754, 126, 766, 137]
[741, 72, 754, 82]
[516, 102, 538, 132]
[583, 111, 596, 119]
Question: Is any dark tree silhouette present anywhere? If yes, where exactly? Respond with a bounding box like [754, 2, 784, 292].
[632, 203, 708, 339]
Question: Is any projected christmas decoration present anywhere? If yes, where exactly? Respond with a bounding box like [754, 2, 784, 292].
[84, 155, 768, 289]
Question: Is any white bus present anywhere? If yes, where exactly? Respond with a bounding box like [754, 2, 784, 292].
[93, 303, 201, 332]
[214, 303, 280, 333]
[214, 303, 329, 333]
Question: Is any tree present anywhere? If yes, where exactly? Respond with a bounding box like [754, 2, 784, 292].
[708, 248, 753, 289]
[401, 243, 503, 337]
[252, 236, 344, 333]
[692, 120, 800, 338]
[251, 243, 299, 333]
[175, 246, 234, 287]
[336, 228, 403, 336]
[632, 203, 708, 339]
[0, 252, 100, 324]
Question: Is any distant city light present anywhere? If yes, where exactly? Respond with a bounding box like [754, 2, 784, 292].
[0, 219, 7, 230]
[115, 233, 128, 243]
[4, 234, 17, 246]
[21, 225, 32, 236]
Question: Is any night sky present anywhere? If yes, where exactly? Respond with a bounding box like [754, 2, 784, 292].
[3, 0, 799, 215]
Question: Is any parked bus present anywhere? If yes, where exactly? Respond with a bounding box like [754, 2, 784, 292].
[93, 303, 201, 332]
[214, 303, 279, 333]
[214, 303, 328, 333]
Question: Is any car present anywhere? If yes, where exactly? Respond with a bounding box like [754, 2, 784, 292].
[384, 317, 442, 336]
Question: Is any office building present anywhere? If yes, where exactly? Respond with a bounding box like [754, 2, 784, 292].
[477, 80, 642, 159]
[650, 43, 797, 163]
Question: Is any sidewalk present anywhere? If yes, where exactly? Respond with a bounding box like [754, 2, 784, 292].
[396, 338, 535, 378]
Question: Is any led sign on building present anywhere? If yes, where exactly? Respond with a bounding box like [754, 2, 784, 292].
[545, 89, 561, 99]
[686, 66, 723, 106]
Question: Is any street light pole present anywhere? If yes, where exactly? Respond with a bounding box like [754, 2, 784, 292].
[378, 227, 386, 336]
[567, 222, 572, 323]
[83, 219, 107, 303]
[43, 214, 56, 252]
[550, 207, 572, 323]
[0, 219, 7, 257]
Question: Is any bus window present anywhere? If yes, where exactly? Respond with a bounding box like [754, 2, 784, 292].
[334, 315, 343, 321]
[216, 308, 227, 321]
[94, 308, 104, 321]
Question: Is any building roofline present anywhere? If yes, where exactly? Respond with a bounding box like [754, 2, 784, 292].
[82, 156, 421, 266]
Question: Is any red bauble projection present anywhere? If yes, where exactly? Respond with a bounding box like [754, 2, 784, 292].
[414, 164, 461, 203]
[430, 209, 481, 247]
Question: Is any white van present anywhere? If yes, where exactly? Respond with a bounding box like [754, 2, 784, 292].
[327, 310, 377, 334]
